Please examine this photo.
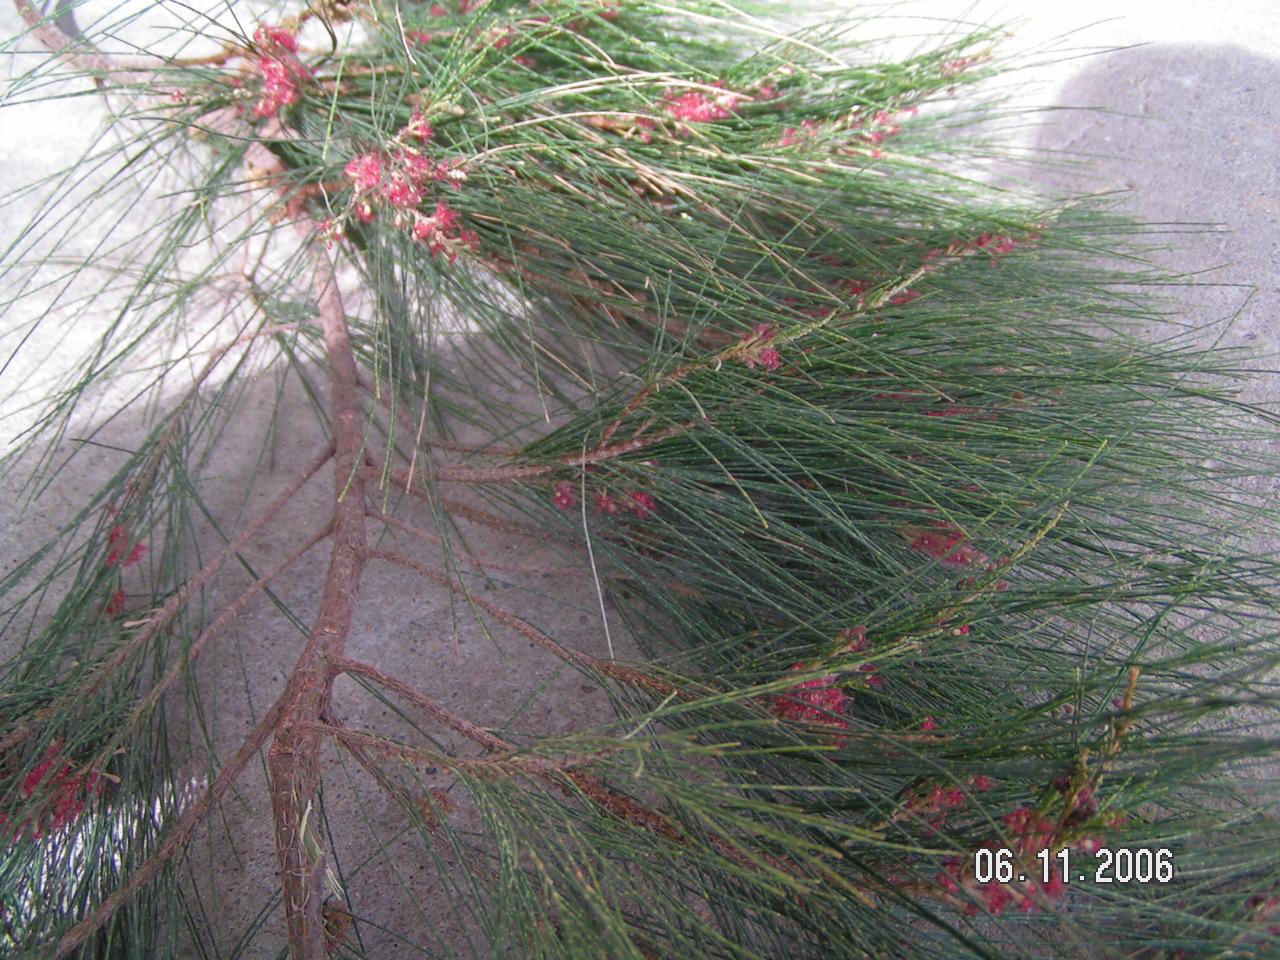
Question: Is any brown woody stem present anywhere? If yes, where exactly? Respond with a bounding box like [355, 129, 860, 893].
[267, 243, 368, 960]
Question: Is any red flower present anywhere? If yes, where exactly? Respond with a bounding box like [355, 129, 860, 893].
[105, 589, 126, 616]
[904, 523, 991, 569]
[254, 25, 298, 53]
[411, 201, 476, 261]
[250, 25, 307, 119]
[384, 176, 422, 209]
[594, 490, 620, 515]
[345, 152, 384, 192]
[741, 324, 783, 371]
[663, 85, 742, 128]
[920, 716, 939, 732]
[10, 740, 104, 839]
[552, 482, 576, 510]
[404, 108, 434, 142]
[628, 491, 656, 518]
[888, 289, 921, 306]
[777, 118, 821, 147]
[106, 526, 146, 567]
[770, 665, 850, 744]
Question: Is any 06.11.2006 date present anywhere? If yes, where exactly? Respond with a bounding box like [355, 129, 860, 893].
[975, 846, 1175, 886]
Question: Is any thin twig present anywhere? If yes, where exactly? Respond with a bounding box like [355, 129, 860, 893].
[96, 524, 334, 768]
[52, 683, 297, 958]
[364, 548, 689, 699]
[366, 508, 588, 577]
[331, 658, 508, 753]
[0, 444, 334, 758]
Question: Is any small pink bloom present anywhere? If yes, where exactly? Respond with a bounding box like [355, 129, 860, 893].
[971, 774, 992, 791]
[628, 491, 656, 518]
[432, 158, 469, 188]
[552, 482, 576, 510]
[384, 177, 422, 209]
[594, 490, 621, 515]
[106, 526, 145, 567]
[920, 716, 939, 732]
[253, 59, 301, 118]
[397, 151, 434, 182]
[429, 3, 447, 14]
[663, 87, 740, 125]
[888, 289, 921, 306]
[776, 118, 820, 147]
[906, 524, 991, 569]
[354, 201, 376, 223]
[741, 324, 782, 371]
[756, 347, 782, 372]
[250, 25, 307, 118]
[254, 25, 298, 53]
[13, 741, 104, 839]
[105, 589, 126, 616]
[345, 152, 384, 191]
[770, 666, 850, 745]
[404, 109, 434, 142]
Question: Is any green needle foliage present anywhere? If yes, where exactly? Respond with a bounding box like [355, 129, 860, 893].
[2, 1, 1279, 958]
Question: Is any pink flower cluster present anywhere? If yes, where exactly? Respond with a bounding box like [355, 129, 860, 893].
[856, 106, 916, 156]
[2, 740, 105, 840]
[551, 483, 656, 520]
[339, 134, 478, 259]
[937, 803, 1102, 915]
[106, 525, 146, 568]
[740, 324, 782, 372]
[900, 773, 993, 830]
[411, 200, 478, 260]
[662, 81, 748, 137]
[102, 520, 145, 616]
[251, 25, 309, 119]
[428, 0, 477, 14]
[923, 231, 1021, 263]
[664, 87, 740, 124]
[777, 118, 822, 148]
[904, 523, 1009, 589]
[769, 666, 850, 745]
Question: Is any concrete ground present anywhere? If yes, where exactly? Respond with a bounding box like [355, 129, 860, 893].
[1, 1, 1277, 956]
